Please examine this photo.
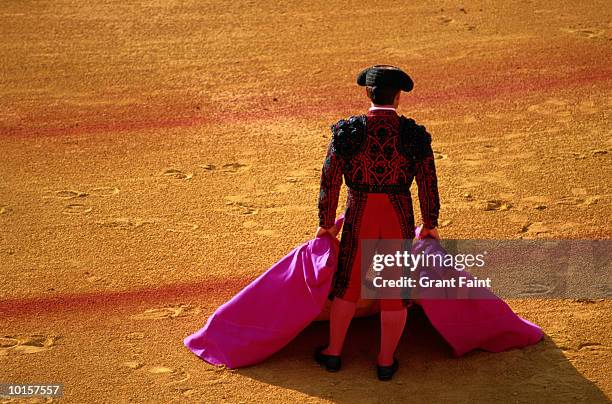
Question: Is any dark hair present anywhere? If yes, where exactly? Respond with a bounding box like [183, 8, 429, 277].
[366, 86, 400, 105]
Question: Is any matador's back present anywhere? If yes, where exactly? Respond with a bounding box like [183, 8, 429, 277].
[329, 109, 434, 194]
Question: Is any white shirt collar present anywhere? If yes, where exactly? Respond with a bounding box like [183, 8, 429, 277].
[368, 104, 397, 112]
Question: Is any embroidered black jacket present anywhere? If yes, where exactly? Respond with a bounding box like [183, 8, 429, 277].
[318, 109, 440, 231]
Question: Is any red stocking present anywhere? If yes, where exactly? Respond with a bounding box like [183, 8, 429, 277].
[323, 297, 357, 356]
[378, 307, 407, 366]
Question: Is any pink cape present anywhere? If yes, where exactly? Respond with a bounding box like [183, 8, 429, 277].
[184, 219, 543, 368]
[411, 228, 543, 357]
[183, 217, 343, 368]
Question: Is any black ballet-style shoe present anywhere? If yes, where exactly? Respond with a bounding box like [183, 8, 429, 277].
[376, 358, 399, 381]
[314, 346, 341, 372]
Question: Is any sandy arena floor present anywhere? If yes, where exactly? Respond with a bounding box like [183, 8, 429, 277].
[0, 0, 611, 402]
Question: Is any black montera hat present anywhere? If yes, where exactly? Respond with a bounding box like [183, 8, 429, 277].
[356, 65, 413, 92]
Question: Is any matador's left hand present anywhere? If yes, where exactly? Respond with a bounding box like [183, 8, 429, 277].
[418, 226, 440, 240]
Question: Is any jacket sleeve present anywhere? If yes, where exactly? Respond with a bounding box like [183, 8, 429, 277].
[414, 130, 440, 229]
[318, 138, 343, 229]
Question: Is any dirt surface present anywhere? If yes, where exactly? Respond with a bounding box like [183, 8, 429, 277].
[1, 0, 610, 402]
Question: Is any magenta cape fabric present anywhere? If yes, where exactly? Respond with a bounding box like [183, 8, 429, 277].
[184, 220, 542, 368]
[410, 230, 543, 357]
[183, 217, 343, 369]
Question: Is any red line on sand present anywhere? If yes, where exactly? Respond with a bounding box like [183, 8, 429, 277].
[0, 115, 211, 138]
[412, 69, 612, 104]
[1, 66, 610, 138]
[0, 277, 248, 318]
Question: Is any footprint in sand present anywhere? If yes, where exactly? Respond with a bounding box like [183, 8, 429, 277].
[54, 190, 89, 199]
[0, 334, 58, 355]
[123, 360, 144, 370]
[433, 150, 448, 160]
[275, 170, 318, 192]
[221, 162, 250, 173]
[177, 387, 197, 398]
[591, 149, 608, 157]
[566, 152, 587, 160]
[51, 186, 119, 201]
[96, 217, 155, 229]
[51, 187, 119, 215]
[122, 361, 191, 387]
[166, 222, 200, 233]
[89, 186, 120, 197]
[274, 178, 303, 192]
[481, 199, 513, 211]
[520, 222, 551, 236]
[519, 282, 554, 296]
[62, 203, 92, 214]
[577, 342, 606, 352]
[437, 15, 454, 24]
[85, 274, 102, 283]
[163, 169, 194, 180]
[199, 164, 216, 171]
[463, 159, 487, 168]
[84, 271, 110, 285]
[130, 304, 201, 321]
[559, 149, 607, 160]
[561, 27, 606, 39]
[574, 298, 598, 304]
[146, 365, 191, 386]
[527, 98, 570, 117]
[481, 144, 502, 153]
[555, 196, 601, 207]
[149, 365, 174, 374]
[198, 162, 250, 173]
[520, 196, 549, 210]
[224, 199, 258, 216]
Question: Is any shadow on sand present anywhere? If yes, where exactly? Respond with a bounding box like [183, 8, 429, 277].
[237, 305, 608, 403]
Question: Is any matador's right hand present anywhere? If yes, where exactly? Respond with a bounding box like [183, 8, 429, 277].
[315, 225, 339, 239]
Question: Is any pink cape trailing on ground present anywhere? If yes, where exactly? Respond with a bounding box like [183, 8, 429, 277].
[411, 227, 543, 357]
[184, 219, 543, 368]
[183, 217, 344, 369]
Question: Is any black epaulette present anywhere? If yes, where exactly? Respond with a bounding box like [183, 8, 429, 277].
[398, 116, 432, 161]
[330, 115, 366, 159]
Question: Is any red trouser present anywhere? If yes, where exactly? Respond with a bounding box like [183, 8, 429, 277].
[341, 193, 406, 311]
